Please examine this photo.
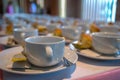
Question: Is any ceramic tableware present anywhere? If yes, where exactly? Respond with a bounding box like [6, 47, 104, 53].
[25, 36, 65, 67]
[13, 28, 38, 46]
[92, 32, 120, 55]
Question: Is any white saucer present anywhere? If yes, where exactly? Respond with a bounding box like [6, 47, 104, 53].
[69, 43, 120, 60]
[0, 46, 78, 75]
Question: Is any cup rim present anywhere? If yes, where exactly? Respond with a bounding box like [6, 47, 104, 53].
[14, 28, 38, 32]
[100, 24, 119, 27]
[100, 26, 119, 27]
[25, 36, 65, 44]
[62, 26, 82, 29]
[92, 32, 120, 38]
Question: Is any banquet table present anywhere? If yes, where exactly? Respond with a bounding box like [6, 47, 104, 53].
[0, 45, 120, 80]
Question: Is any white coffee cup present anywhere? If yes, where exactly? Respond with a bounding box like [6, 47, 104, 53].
[25, 36, 65, 67]
[46, 23, 61, 32]
[92, 32, 120, 55]
[13, 28, 38, 45]
[61, 27, 82, 40]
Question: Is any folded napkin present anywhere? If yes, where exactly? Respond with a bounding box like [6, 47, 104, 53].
[79, 68, 120, 80]
[6, 53, 30, 69]
[7, 61, 31, 69]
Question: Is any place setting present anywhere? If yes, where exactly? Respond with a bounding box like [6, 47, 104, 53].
[70, 31, 120, 60]
[0, 35, 78, 75]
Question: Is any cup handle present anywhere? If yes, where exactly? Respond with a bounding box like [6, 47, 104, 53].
[45, 46, 53, 61]
[24, 46, 53, 63]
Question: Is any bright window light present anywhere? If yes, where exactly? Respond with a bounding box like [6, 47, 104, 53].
[37, 0, 44, 8]
[59, 0, 66, 18]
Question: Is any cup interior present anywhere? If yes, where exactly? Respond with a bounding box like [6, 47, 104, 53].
[14, 28, 37, 32]
[25, 36, 65, 44]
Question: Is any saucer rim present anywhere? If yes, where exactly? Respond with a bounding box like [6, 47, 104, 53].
[70, 41, 120, 60]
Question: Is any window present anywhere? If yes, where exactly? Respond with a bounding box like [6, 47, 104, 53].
[81, 0, 117, 22]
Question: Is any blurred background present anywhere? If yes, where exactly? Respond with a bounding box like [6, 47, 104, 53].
[1, 0, 120, 50]
[0, 0, 120, 22]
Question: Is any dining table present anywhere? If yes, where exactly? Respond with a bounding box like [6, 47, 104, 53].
[0, 44, 120, 80]
[1, 14, 120, 80]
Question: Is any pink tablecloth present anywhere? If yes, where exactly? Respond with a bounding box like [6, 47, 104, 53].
[1, 68, 120, 80]
[80, 68, 120, 80]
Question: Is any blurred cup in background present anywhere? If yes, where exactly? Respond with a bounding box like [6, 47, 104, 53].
[92, 32, 120, 55]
